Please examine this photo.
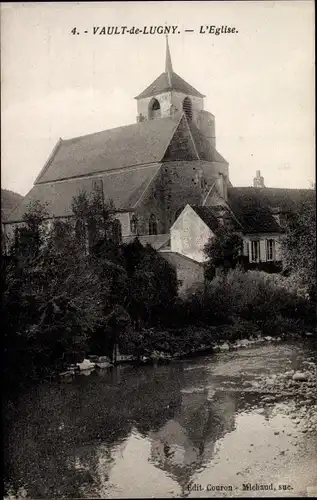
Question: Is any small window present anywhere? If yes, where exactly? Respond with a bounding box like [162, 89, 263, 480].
[130, 215, 138, 235]
[266, 239, 275, 261]
[149, 214, 158, 235]
[251, 240, 260, 262]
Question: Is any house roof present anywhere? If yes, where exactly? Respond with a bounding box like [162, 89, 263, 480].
[122, 234, 170, 250]
[35, 114, 182, 184]
[135, 72, 205, 100]
[228, 187, 314, 233]
[5, 165, 161, 222]
[160, 250, 204, 268]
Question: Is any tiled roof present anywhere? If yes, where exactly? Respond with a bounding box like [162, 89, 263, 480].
[36, 115, 182, 184]
[5, 165, 161, 222]
[227, 187, 314, 233]
[188, 123, 228, 163]
[160, 250, 204, 267]
[122, 234, 170, 250]
[135, 72, 205, 100]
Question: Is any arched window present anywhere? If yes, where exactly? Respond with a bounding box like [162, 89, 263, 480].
[130, 214, 138, 235]
[149, 98, 161, 120]
[112, 219, 122, 244]
[149, 214, 158, 235]
[182, 97, 193, 121]
[75, 219, 86, 242]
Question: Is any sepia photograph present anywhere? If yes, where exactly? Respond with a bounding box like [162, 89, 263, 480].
[1, 1, 316, 498]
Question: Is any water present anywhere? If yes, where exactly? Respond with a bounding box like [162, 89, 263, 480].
[4, 342, 317, 498]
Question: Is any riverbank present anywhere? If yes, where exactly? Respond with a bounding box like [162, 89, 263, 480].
[61, 329, 316, 379]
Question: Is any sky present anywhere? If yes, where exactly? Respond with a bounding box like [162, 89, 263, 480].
[1, 1, 315, 196]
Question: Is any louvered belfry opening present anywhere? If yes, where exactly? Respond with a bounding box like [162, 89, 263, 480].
[182, 97, 193, 121]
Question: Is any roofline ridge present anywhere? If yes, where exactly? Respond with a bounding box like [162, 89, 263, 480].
[59, 114, 179, 144]
[34, 138, 63, 185]
[132, 164, 162, 208]
[35, 162, 162, 185]
[160, 111, 184, 161]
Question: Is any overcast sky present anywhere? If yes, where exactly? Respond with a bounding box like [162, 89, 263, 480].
[1, 1, 315, 196]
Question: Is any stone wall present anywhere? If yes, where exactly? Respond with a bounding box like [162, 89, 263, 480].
[170, 204, 214, 263]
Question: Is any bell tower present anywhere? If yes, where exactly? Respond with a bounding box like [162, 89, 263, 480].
[135, 37, 206, 125]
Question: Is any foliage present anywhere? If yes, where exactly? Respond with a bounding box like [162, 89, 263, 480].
[204, 225, 243, 275]
[3, 216, 103, 389]
[281, 192, 316, 301]
[3, 190, 178, 388]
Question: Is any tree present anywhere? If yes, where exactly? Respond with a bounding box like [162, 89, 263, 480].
[204, 226, 243, 277]
[281, 191, 316, 301]
[121, 240, 178, 328]
[3, 199, 105, 390]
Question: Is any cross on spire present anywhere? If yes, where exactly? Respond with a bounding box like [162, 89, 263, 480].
[165, 35, 173, 86]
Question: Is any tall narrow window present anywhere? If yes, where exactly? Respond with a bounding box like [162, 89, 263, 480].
[182, 97, 193, 121]
[149, 214, 158, 235]
[251, 240, 260, 262]
[266, 239, 275, 261]
[112, 219, 122, 244]
[130, 215, 138, 235]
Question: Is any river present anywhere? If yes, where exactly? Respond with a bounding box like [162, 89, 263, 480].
[4, 341, 317, 498]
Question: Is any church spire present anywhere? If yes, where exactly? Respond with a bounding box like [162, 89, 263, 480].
[165, 35, 173, 86]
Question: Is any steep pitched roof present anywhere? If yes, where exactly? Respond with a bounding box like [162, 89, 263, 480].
[228, 187, 314, 233]
[160, 250, 204, 268]
[191, 206, 219, 231]
[122, 234, 170, 250]
[188, 122, 228, 163]
[6, 165, 161, 222]
[36, 115, 182, 184]
[135, 72, 205, 100]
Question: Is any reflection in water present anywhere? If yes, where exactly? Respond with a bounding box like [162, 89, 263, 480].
[148, 389, 236, 495]
[4, 343, 317, 498]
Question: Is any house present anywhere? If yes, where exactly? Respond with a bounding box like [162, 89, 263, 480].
[167, 180, 314, 293]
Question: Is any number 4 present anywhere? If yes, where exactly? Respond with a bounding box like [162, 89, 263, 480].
[71, 27, 77, 35]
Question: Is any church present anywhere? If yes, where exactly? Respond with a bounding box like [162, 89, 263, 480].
[4, 38, 312, 294]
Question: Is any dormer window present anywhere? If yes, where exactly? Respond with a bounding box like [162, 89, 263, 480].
[183, 97, 193, 121]
[149, 98, 161, 120]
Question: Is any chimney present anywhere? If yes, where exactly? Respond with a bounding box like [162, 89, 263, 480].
[253, 170, 265, 188]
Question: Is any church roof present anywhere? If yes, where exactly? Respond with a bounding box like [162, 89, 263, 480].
[6, 165, 161, 222]
[135, 71, 205, 100]
[228, 187, 314, 233]
[35, 114, 182, 184]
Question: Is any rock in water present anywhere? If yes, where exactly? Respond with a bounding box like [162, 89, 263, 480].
[292, 371, 310, 382]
